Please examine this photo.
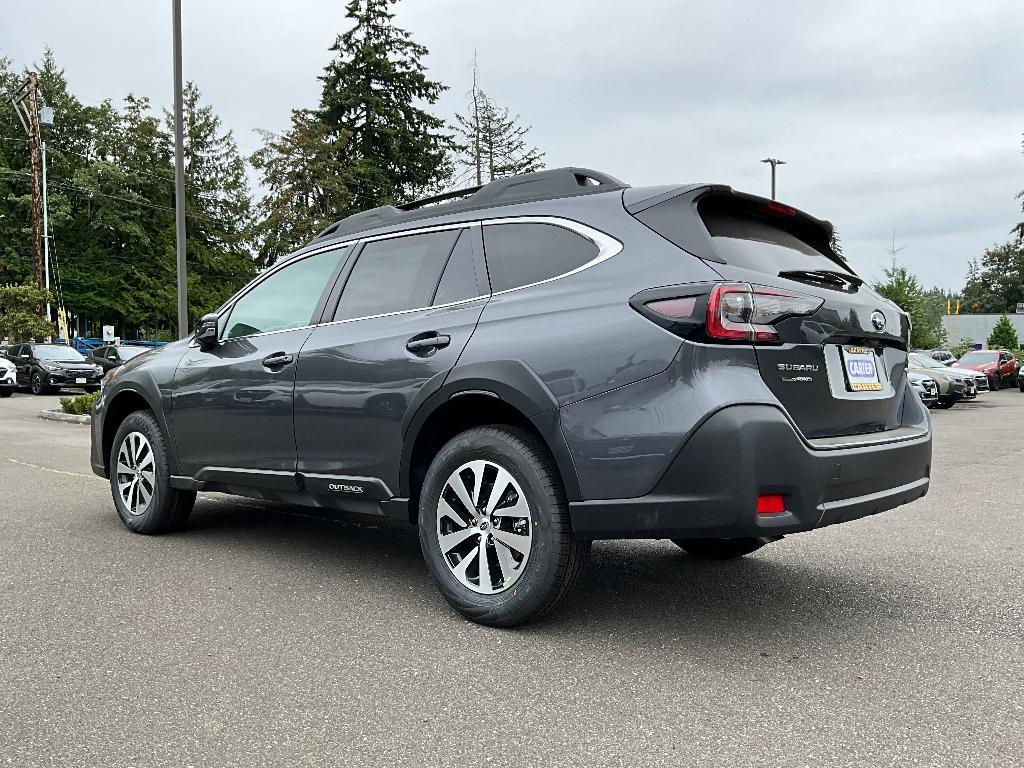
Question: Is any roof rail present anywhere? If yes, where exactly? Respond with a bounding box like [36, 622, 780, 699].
[313, 167, 627, 243]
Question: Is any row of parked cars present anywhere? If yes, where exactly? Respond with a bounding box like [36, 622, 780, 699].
[0, 342, 149, 397]
[906, 347, 1022, 409]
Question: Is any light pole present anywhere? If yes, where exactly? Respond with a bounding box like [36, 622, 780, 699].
[761, 157, 786, 200]
[172, 0, 188, 339]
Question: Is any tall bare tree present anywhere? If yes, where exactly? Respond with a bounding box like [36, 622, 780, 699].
[454, 56, 544, 186]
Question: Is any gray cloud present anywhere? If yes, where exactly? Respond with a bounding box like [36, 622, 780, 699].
[2, 0, 1021, 290]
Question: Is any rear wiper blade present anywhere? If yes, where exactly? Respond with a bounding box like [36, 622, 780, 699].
[778, 269, 864, 287]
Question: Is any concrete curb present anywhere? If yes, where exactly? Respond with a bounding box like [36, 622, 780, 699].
[39, 409, 91, 425]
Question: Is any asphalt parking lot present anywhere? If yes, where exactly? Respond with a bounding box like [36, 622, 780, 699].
[1, 389, 1021, 767]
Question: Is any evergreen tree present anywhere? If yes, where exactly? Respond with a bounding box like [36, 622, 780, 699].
[987, 313, 1020, 351]
[251, 111, 353, 267]
[829, 227, 845, 261]
[318, 0, 452, 210]
[873, 259, 945, 349]
[453, 58, 544, 185]
[960, 240, 1024, 314]
[165, 83, 257, 325]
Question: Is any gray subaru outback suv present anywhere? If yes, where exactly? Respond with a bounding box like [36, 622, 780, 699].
[91, 167, 931, 626]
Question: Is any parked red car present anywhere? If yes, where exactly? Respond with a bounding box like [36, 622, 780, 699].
[953, 349, 1020, 391]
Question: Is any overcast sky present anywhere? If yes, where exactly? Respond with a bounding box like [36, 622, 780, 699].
[2, 0, 1022, 290]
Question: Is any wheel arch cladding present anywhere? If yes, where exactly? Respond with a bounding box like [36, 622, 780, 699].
[401, 385, 582, 525]
[102, 388, 163, 475]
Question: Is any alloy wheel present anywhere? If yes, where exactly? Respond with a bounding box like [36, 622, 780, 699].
[115, 431, 157, 517]
[31, 373, 42, 395]
[436, 459, 533, 595]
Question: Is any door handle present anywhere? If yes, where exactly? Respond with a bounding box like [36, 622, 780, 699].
[261, 352, 294, 369]
[406, 334, 451, 352]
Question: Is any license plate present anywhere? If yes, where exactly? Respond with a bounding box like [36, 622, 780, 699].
[76, 378, 87, 384]
[840, 346, 882, 391]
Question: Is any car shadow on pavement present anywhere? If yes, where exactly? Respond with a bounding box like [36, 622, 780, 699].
[178, 495, 925, 647]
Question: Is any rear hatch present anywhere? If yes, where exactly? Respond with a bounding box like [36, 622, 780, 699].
[629, 186, 910, 440]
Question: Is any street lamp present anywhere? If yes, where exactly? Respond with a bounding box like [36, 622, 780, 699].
[760, 157, 786, 200]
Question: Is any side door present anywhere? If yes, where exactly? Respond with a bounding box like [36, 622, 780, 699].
[170, 245, 351, 486]
[1000, 351, 1015, 380]
[92, 347, 112, 371]
[10, 345, 28, 385]
[294, 225, 489, 498]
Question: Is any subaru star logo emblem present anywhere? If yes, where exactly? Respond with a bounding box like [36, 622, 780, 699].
[871, 310, 886, 331]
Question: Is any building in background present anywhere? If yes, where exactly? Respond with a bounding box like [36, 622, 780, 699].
[943, 314, 1024, 349]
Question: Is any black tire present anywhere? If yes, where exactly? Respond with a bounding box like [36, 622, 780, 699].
[30, 372, 52, 395]
[990, 375, 1001, 391]
[418, 426, 590, 628]
[109, 410, 195, 534]
[672, 537, 770, 559]
[0, 387, 12, 398]
[935, 400, 956, 409]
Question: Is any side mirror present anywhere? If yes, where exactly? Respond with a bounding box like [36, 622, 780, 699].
[195, 313, 220, 350]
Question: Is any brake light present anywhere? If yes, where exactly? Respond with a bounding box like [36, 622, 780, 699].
[757, 494, 786, 514]
[705, 283, 823, 343]
[762, 202, 797, 217]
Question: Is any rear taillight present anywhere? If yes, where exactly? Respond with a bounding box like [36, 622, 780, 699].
[636, 281, 823, 344]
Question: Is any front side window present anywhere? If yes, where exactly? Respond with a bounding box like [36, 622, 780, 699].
[334, 230, 460, 321]
[225, 247, 347, 340]
[483, 223, 599, 293]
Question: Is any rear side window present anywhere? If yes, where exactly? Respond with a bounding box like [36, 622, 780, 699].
[225, 247, 347, 339]
[335, 230, 459, 321]
[483, 223, 599, 293]
[432, 229, 480, 306]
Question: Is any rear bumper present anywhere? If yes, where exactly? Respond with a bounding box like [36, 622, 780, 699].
[569, 404, 931, 539]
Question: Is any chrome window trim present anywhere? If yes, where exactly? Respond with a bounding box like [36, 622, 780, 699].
[316, 294, 490, 330]
[203, 215, 623, 344]
[481, 215, 624, 296]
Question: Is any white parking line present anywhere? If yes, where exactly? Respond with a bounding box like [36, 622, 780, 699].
[6, 458, 101, 480]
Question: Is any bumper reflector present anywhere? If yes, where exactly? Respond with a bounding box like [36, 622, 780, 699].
[756, 494, 786, 514]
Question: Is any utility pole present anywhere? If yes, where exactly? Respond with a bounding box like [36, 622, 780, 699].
[761, 157, 786, 200]
[172, 0, 189, 338]
[6, 73, 45, 294]
[42, 139, 51, 322]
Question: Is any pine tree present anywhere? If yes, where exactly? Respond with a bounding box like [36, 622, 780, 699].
[318, 0, 452, 210]
[987, 313, 1020, 351]
[251, 111, 353, 267]
[165, 83, 257, 324]
[453, 57, 544, 185]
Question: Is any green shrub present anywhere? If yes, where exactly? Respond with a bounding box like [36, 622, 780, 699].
[59, 390, 101, 416]
[951, 337, 976, 359]
[987, 313, 1020, 351]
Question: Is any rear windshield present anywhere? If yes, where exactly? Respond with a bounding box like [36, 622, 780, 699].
[957, 352, 997, 365]
[699, 196, 853, 276]
[35, 345, 85, 362]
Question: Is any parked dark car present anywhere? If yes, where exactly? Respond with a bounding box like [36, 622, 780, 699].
[88, 344, 151, 373]
[953, 349, 1019, 390]
[90, 167, 932, 627]
[5, 343, 103, 395]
